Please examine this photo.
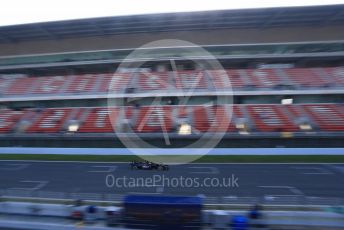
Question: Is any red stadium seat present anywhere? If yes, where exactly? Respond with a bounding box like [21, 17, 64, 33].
[0, 66, 343, 99]
[207, 70, 245, 89]
[65, 74, 99, 94]
[322, 67, 344, 86]
[98, 73, 132, 93]
[174, 70, 208, 90]
[192, 106, 211, 133]
[26, 108, 73, 133]
[246, 104, 298, 132]
[303, 104, 344, 131]
[0, 109, 25, 133]
[0, 104, 342, 134]
[281, 68, 327, 88]
[245, 69, 282, 88]
[138, 72, 170, 91]
[31, 76, 68, 94]
[4, 76, 36, 95]
[134, 106, 172, 132]
[78, 107, 119, 133]
[208, 105, 235, 132]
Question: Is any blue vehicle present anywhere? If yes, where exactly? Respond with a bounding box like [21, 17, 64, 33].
[123, 195, 203, 229]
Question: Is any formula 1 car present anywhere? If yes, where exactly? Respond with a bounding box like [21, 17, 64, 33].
[130, 161, 169, 171]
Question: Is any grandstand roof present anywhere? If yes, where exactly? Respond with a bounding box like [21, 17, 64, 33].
[0, 4, 343, 43]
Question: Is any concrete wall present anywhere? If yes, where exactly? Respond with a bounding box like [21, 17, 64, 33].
[0, 25, 344, 56]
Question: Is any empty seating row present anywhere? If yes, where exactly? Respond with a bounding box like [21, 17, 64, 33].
[0, 104, 343, 134]
[0, 67, 343, 97]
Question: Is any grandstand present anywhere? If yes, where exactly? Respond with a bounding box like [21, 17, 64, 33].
[0, 4, 343, 149]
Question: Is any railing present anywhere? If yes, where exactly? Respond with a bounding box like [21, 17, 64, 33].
[1, 189, 344, 208]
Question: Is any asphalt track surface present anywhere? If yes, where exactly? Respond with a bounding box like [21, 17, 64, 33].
[1, 161, 344, 200]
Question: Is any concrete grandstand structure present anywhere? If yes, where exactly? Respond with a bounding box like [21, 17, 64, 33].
[0, 4, 343, 148]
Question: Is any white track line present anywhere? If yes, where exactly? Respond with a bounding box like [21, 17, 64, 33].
[88, 166, 117, 173]
[265, 194, 303, 197]
[326, 165, 344, 174]
[259, 186, 304, 196]
[11, 180, 49, 191]
[188, 166, 219, 174]
[291, 166, 334, 175]
[0, 163, 29, 171]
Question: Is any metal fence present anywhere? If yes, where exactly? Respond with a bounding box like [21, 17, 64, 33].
[1, 188, 344, 207]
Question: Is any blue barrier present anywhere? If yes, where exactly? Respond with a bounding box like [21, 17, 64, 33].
[0, 147, 343, 155]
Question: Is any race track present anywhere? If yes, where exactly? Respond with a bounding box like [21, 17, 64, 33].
[1, 161, 344, 203]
